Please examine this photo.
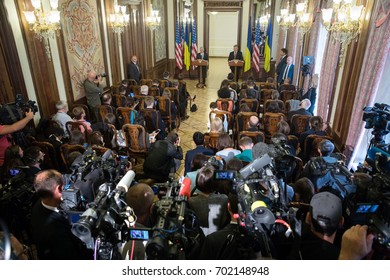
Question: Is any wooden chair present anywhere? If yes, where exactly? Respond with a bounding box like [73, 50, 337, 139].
[235, 111, 258, 133]
[128, 79, 138, 86]
[303, 135, 335, 162]
[140, 108, 161, 133]
[32, 141, 61, 171]
[261, 89, 274, 103]
[157, 96, 177, 131]
[122, 124, 148, 161]
[259, 82, 276, 90]
[70, 104, 91, 122]
[112, 94, 128, 107]
[91, 146, 111, 156]
[209, 110, 233, 133]
[290, 114, 311, 136]
[280, 84, 296, 91]
[131, 85, 142, 96]
[140, 79, 153, 87]
[65, 121, 90, 142]
[116, 107, 137, 127]
[280, 90, 300, 102]
[239, 98, 259, 113]
[98, 105, 115, 122]
[238, 131, 265, 146]
[263, 100, 285, 114]
[149, 87, 161, 97]
[165, 87, 180, 108]
[216, 98, 234, 113]
[159, 79, 169, 89]
[43, 120, 62, 138]
[262, 112, 286, 142]
[98, 123, 118, 150]
[204, 131, 222, 152]
[60, 144, 86, 173]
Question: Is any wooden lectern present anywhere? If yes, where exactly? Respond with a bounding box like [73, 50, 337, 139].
[192, 59, 209, 88]
[228, 60, 244, 82]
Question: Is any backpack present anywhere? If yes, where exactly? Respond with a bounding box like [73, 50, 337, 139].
[216, 228, 258, 260]
[190, 104, 197, 112]
[310, 157, 356, 200]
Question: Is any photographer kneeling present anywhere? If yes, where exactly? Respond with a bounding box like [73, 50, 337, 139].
[0, 109, 34, 167]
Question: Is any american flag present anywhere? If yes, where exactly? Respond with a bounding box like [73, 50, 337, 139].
[252, 19, 261, 72]
[191, 17, 198, 69]
[175, 19, 183, 70]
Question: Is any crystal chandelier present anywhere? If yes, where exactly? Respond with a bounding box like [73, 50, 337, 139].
[146, 4, 161, 30]
[277, 1, 312, 37]
[277, 4, 295, 31]
[322, 0, 364, 62]
[109, 0, 130, 34]
[23, 0, 61, 61]
[259, 15, 270, 32]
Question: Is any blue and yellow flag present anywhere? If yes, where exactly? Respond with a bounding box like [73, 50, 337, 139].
[264, 17, 273, 72]
[244, 17, 252, 72]
[183, 21, 191, 71]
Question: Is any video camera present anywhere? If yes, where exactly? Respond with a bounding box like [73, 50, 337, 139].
[71, 170, 136, 260]
[96, 73, 108, 79]
[145, 178, 203, 260]
[363, 103, 390, 143]
[0, 94, 38, 125]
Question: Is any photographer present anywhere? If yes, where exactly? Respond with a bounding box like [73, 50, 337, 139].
[84, 70, 104, 122]
[0, 109, 34, 167]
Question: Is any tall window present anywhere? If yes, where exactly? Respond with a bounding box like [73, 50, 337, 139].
[313, 25, 328, 115]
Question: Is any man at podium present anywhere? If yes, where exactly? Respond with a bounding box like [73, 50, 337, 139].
[196, 47, 209, 85]
[228, 45, 243, 82]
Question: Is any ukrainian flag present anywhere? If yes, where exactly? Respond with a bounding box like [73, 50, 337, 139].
[184, 21, 191, 71]
[264, 18, 273, 72]
[244, 17, 252, 72]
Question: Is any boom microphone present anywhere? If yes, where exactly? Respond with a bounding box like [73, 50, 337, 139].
[178, 177, 191, 199]
[116, 170, 135, 193]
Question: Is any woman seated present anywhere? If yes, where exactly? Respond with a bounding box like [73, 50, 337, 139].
[215, 133, 241, 164]
[299, 116, 327, 149]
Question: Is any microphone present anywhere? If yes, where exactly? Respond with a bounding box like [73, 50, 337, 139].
[178, 177, 191, 199]
[116, 170, 135, 193]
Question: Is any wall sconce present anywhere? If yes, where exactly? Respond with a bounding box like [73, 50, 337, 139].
[108, 0, 130, 34]
[23, 0, 61, 61]
[146, 4, 161, 31]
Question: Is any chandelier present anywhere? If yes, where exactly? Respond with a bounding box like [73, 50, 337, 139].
[23, 0, 61, 61]
[259, 15, 270, 32]
[277, 6, 295, 31]
[146, 4, 161, 30]
[277, 1, 311, 37]
[322, 0, 364, 62]
[109, 0, 130, 34]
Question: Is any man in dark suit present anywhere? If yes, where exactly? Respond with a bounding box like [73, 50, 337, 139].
[127, 55, 142, 84]
[184, 132, 214, 175]
[31, 169, 92, 259]
[276, 48, 288, 84]
[228, 45, 243, 82]
[280, 56, 294, 84]
[196, 47, 209, 85]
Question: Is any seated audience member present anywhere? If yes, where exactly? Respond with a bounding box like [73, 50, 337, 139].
[52, 100, 72, 137]
[300, 139, 338, 192]
[338, 224, 374, 260]
[216, 133, 241, 163]
[91, 112, 116, 146]
[143, 132, 183, 182]
[271, 90, 280, 100]
[161, 88, 178, 127]
[72, 106, 93, 133]
[162, 71, 173, 87]
[200, 193, 258, 259]
[292, 177, 315, 221]
[218, 82, 233, 99]
[300, 191, 344, 260]
[299, 116, 327, 148]
[31, 170, 92, 259]
[89, 131, 105, 148]
[122, 183, 155, 260]
[184, 132, 214, 175]
[1, 144, 24, 184]
[266, 101, 283, 113]
[246, 80, 259, 100]
[188, 165, 230, 236]
[301, 74, 318, 115]
[69, 130, 86, 146]
[185, 153, 210, 194]
[277, 120, 291, 135]
[101, 93, 113, 106]
[22, 146, 45, 179]
[234, 136, 254, 163]
[140, 85, 149, 96]
[210, 117, 224, 133]
[47, 125, 64, 150]
[209, 102, 229, 132]
[287, 98, 313, 122]
[151, 79, 163, 96]
[248, 116, 260, 131]
[141, 96, 166, 139]
[172, 80, 190, 120]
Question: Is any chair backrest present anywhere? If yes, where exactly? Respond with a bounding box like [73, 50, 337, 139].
[235, 111, 258, 132]
[150, 87, 161, 97]
[280, 84, 296, 91]
[280, 90, 299, 102]
[204, 132, 221, 151]
[132, 85, 142, 96]
[159, 79, 169, 89]
[238, 131, 265, 146]
[128, 79, 138, 86]
[140, 108, 160, 132]
[91, 146, 110, 156]
[32, 141, 60, 170]
[303, 134, 334, 161]
[60, 144, 86, 173]
[239, 98, 259, 113]
[216, 98, 234, 113]
[157, 97, 171, 119]
[209, 110, 232, 132]
[264, 99, 285, 114]
[112, 94, 127, 107]
[98, 105, 115, 123]
[290, 114, 311, 136]
[65, 121, 89, 142]
[261, 89, 274, 103]
[122, 124, 148, 153]
[116, 107, 137, 127]
[259, 82, 276, 90]
[98, 123, 117, 150]
[140, 79, 153, 87]
[70, 104, 90, 122]
[262, 112, 286, 141]
[165, 87, 180, 107]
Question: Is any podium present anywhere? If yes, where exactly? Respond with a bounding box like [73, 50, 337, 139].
[192, 59, 209, 88]
[228, 60, 244, 82]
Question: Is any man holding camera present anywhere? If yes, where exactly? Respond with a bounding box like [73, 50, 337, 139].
[0, 109, 34, 166]
[84, 70, 104, 122]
